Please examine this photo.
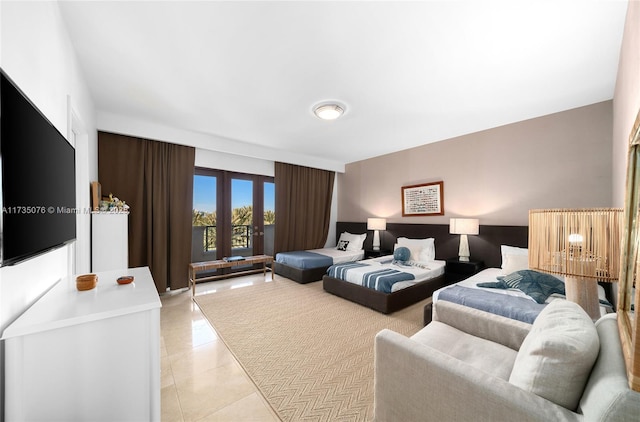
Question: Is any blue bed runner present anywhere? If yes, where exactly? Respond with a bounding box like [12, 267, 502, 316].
[275, 250, 333, 269]
[438, 285, 544, 324]
[327, 262, 368, 278]
[327, 263, 415, 294]
[362, 268, 416, 293]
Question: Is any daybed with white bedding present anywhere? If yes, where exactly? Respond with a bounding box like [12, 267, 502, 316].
[323, 237, 449, 314]
[425, 245, 612, 325]
[274, 232, 366, 283]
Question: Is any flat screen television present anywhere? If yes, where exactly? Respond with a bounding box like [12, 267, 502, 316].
[0, 69, 76, 267]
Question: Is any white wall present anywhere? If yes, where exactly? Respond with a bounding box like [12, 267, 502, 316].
[195, 148, 275, 177]
[0, 2, 97, 417]
[97, 110, 345, 173]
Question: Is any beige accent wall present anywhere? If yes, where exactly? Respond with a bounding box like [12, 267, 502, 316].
[339, 101, 612, 226]
[613, 0, 640, 208]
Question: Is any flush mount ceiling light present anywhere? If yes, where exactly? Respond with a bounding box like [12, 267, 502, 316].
[313, 102, 345, 120]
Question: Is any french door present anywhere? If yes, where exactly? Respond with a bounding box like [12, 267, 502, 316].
[191, 168, 275, 267]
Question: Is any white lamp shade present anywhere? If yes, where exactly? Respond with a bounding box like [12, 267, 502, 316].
[449, 218, 479, 235]
[367, 218, 387, 231]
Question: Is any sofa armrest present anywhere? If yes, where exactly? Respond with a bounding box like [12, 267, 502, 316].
[374, 329, 579, 422]
[433, 300, 532, 350]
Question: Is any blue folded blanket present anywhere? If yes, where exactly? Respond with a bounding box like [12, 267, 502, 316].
[477, 269, 613, 308]
[275, 250, 334, 269]
[476, 270, 565, 304]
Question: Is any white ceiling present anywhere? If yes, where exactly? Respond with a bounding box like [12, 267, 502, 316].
[58, 1, 628, 169]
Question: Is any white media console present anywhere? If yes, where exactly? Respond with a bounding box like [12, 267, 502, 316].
[2, 266, 161, 421]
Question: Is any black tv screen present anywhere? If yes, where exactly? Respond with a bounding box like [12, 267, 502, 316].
[0, 70, 76, 266]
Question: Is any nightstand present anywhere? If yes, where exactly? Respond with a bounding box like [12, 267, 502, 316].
[364, 248, 392, 259]
[445, 258, 485, 283]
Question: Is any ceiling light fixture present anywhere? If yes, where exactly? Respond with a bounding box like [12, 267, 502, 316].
[313, 102, 345, 120]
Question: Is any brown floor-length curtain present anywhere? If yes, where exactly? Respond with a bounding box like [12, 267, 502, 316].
[274, 162, 335, 254]
[98, 132, 195, 292]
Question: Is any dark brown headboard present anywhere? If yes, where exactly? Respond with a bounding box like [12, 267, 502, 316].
[336, 222, 528, 268]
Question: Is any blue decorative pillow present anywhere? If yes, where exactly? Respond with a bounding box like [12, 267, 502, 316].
[393, 246, 411, 262]
[478, 270, 565, 304]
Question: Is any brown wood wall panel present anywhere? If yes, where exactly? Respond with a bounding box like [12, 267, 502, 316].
[336, 222, 528, 269]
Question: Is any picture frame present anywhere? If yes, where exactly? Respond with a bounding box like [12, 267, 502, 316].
[401, 181, 444, 216]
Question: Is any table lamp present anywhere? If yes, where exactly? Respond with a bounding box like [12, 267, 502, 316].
[449, 218, 479, 261]
[528, 208, 623, 320]
[367, 218, 387, 251]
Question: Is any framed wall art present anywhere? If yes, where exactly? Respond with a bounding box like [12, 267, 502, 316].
[401, 181, 444, 216]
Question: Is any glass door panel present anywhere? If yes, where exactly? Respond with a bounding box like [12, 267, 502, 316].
[264, 181, 275, 256]
[231, 178, 254, 257]
[192, 169, 274, 283]
[192, 174, 218, 263]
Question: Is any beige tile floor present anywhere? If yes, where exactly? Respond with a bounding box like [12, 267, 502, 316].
[160, 272, 281, 422]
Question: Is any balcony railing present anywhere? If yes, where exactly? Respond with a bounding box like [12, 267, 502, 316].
[231, 224, 252, 249]
[191, 224, 275, 263]
[203, 224, 252, 251]
[204, 225, 216, 251]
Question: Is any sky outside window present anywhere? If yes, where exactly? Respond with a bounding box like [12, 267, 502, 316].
[193, 175, 216, 213]
[193, 175, 274, 213]
[264, 182, 275, 213]
[232, 179, 252, 209]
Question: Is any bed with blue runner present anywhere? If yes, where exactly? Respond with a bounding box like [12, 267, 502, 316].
[327, 262, 416, 294]
[275, 250, 334, 269]
[437, 285, 545, 324]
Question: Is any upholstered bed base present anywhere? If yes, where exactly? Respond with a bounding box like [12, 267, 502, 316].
[322, 274, 449, 314]
[423, 302, 434, 325]
[273, 262, 329, 284]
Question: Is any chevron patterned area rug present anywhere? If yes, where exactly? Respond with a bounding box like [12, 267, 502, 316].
[195, 278, 430, 421]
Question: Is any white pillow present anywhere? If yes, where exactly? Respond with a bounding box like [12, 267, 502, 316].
[501, 245, 528, 270]
[502, 254, 529, 274]
[396, 237, 435, 262]
[348, 232, 366, 251]
[337, 232, 366, 251]
[508, 300, 599, 411]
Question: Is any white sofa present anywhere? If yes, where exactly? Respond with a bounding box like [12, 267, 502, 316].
[374, 300, 640, 421]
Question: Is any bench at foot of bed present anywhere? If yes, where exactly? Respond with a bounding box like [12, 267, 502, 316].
[322, 274, 449, 314]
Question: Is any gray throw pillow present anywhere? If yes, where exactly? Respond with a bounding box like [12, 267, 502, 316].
[509, 300, 599, 411]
